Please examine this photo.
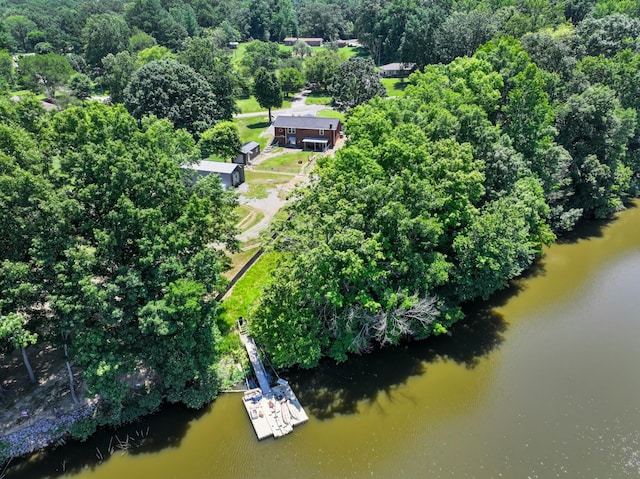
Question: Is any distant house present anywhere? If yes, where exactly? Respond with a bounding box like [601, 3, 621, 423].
[272, 116, 342, 151]
[235, 141, 260, 165]
[183, 160, 245, 189]
[379, 62, 416, 78]
[338, 39, 359, 48]
[284, 37, 323, 47]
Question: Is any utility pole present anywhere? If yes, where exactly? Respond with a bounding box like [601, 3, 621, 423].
[377, 35, 383, 66]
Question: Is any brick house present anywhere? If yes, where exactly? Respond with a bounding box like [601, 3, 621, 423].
[272, 116, 342, 151]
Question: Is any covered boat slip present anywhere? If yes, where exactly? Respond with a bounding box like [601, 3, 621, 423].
[302, 137, 329, 151]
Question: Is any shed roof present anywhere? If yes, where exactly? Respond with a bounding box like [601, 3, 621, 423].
[185, 160, 241, 175]
[241, 141, 260, 153]
[273, 115, 340, 130]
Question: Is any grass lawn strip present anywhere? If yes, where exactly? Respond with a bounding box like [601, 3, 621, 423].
[218, 250, 281, 328]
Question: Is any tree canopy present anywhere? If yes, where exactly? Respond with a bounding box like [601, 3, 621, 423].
[0, 98, 238, 429]
[124, 59, 226, 136]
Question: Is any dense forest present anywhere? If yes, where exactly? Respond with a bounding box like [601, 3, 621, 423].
[1, 0, 640, 453]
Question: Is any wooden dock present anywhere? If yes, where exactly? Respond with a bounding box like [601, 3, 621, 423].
[238, 324, 308, 439]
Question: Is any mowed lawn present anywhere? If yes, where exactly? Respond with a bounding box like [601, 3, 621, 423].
[254, 151, 314, 174]
[236, 95, 292, 114]
[381, 78, 408, 97]
[317, 109, 345, 122]
[235, 115, 271, 150]
[218, 250, 281, 328]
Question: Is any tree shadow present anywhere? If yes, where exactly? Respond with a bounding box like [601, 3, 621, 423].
[4, 403, 210, 479]
[350, 47, 369, 58]
[246, 121, 270, 130]
[553, 203, 638, 245]
[392, 81, 408, 92]
[287, 302, 508, 421]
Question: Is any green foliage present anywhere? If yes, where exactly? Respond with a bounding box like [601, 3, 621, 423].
[68, 417, 98, 441]
[124, 59, 225, 136]
[240, 40, 280, 73]
[198, 121, 242, 159]
[124, 0, 186, 49]
[17, 53, 74, 99]
[279, 67, 305, 97]
[100, 51, 136, 104]
[304, 49, 341, 90]
[136, 45, 175, 66]
[178, 36, 238, 120]
[0, 97, 238, 428]
[68, 73, 93, 100]
[576, 13, 640, 57]
[555, 85, 636, 217]
[3, 15, 36, 52]
[82, 13, 130, 67]
[252, 67, 282, 122]
[328, 57, 386, 111]
[128, 30, 156, 52]
[292, 39, 312, 58]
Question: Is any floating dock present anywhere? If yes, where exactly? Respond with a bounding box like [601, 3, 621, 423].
[239, 325, 308, 439]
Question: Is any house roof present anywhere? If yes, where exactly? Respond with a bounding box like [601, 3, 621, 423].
[184, 160, 241, 175]
[284, 37, 323, 43]
[240, 141, 260, 153]
[273, 115, 340, 130]
[379, 62, 415, 71]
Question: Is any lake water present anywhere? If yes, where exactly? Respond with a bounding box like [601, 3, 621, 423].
[7, 204, 640, 479]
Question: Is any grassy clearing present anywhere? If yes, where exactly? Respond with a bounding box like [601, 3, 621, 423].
[381, 78, 408, 97]
[236, 95, 292, 114]
[255, 151, 313, 174]
[305, 91, 332, 105]
[339, 46, 369, 61]
[235, 115, 271, 150]
[243, 170, 291, 199]
[218, 250, 281, 328]
[317, 109, 346, 122]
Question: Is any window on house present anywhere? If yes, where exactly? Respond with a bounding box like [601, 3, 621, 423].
[287, 127, 296, 134]
[319, 129, 324, 135]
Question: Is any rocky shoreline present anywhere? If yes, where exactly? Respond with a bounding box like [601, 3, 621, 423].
[0, 407, 92, 463]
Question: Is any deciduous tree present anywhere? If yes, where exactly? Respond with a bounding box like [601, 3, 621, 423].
[328, 57, 385, 111]
[252, 67, 282, 122]
[198, 121, 242, 159]
[124, 59, 224, 136]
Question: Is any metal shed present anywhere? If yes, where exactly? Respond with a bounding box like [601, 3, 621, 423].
[184, 160, 245, 189]
[235, 141, 260, 165]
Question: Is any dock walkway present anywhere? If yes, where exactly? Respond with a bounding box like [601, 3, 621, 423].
[238, 323, 308, 439]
